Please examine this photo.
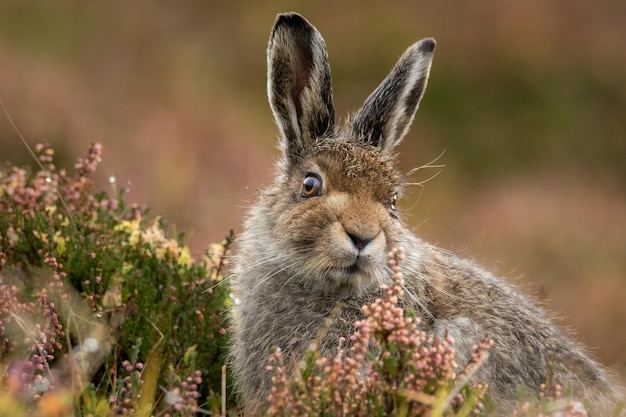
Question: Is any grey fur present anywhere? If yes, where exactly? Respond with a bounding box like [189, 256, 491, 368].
[353, 38, 434, 152]
[267, 12, 335, 162]
[230, 12, 624, 415]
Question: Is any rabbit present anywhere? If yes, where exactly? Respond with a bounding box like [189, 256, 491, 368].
[229, 12, 623, 415]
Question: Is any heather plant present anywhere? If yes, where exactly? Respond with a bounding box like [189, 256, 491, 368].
[264, 248, 491, 417]
[262, 249, 598, 417]
[0, 142, 232, 416]
[511, 383, 588, 417]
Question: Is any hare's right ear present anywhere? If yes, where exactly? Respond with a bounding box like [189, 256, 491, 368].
[268, 13, 335, 162]
[352, 38, 435, 153]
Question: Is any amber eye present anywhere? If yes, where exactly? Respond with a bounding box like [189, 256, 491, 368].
[301, 174, 322, 197]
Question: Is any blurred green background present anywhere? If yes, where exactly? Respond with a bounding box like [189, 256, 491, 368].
[1, 1, 624, 384]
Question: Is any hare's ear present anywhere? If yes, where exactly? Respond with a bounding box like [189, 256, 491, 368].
[268, 13, 335, 161]
[352, 38, 435, 153]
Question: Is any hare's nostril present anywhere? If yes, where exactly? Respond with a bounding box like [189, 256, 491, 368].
[347, 232, 372, 251]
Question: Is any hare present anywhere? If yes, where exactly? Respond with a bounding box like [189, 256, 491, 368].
[230, 12, 623, 415]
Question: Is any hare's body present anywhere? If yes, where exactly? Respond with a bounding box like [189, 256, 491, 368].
[230, 13, 622, 414]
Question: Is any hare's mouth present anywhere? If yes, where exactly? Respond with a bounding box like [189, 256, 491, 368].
[333, 261, 368, 279]
[336, 260, 364, 276]
[325, 261, 378, 296]
[326, 254, 377, 284]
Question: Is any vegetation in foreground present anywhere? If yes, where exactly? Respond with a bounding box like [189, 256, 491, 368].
[1, 142, 232, 416]
[0, 143, 602, 416]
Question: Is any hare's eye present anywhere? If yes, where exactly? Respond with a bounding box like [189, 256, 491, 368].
[389, 194, 398, 211]
[301, 174, 322, 198]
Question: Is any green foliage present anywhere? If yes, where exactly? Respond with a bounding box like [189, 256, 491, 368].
[0, 142, 233, 416]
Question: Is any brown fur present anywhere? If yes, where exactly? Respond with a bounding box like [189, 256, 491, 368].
[229, 12, 624, 415]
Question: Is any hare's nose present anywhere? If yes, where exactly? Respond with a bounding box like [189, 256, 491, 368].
[347, 232, 373, 251]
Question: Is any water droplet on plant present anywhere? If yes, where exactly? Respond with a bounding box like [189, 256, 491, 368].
[109, 176, 116, 184]
[34, 376, 51, 393]
[164, 388, 181, 405]
[83, 337, 100, 353]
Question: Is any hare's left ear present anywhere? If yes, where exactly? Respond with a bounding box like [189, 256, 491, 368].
[352, 38, 435, 153]
[268, 13, 335, 161]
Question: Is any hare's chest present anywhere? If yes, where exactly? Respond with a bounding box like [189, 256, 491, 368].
[271, 298, 367, 359]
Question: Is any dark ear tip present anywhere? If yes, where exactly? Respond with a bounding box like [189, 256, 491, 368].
[419, 38, 436, 53]
[274, 12, 310, 29]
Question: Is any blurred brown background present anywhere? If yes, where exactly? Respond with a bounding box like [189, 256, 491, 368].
[0, 1, 624, 384]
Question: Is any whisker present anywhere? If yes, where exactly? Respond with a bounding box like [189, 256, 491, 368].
[404, 169, 443, 187]
[406, 148, 446, 177]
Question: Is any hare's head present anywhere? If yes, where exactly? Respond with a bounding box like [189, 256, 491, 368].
[252, 13, 435, 296]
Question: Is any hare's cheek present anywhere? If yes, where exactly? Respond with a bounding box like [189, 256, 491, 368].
[278, 204, 335, 240]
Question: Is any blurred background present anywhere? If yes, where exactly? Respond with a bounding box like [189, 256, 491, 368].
[1, 1, 624, 384]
